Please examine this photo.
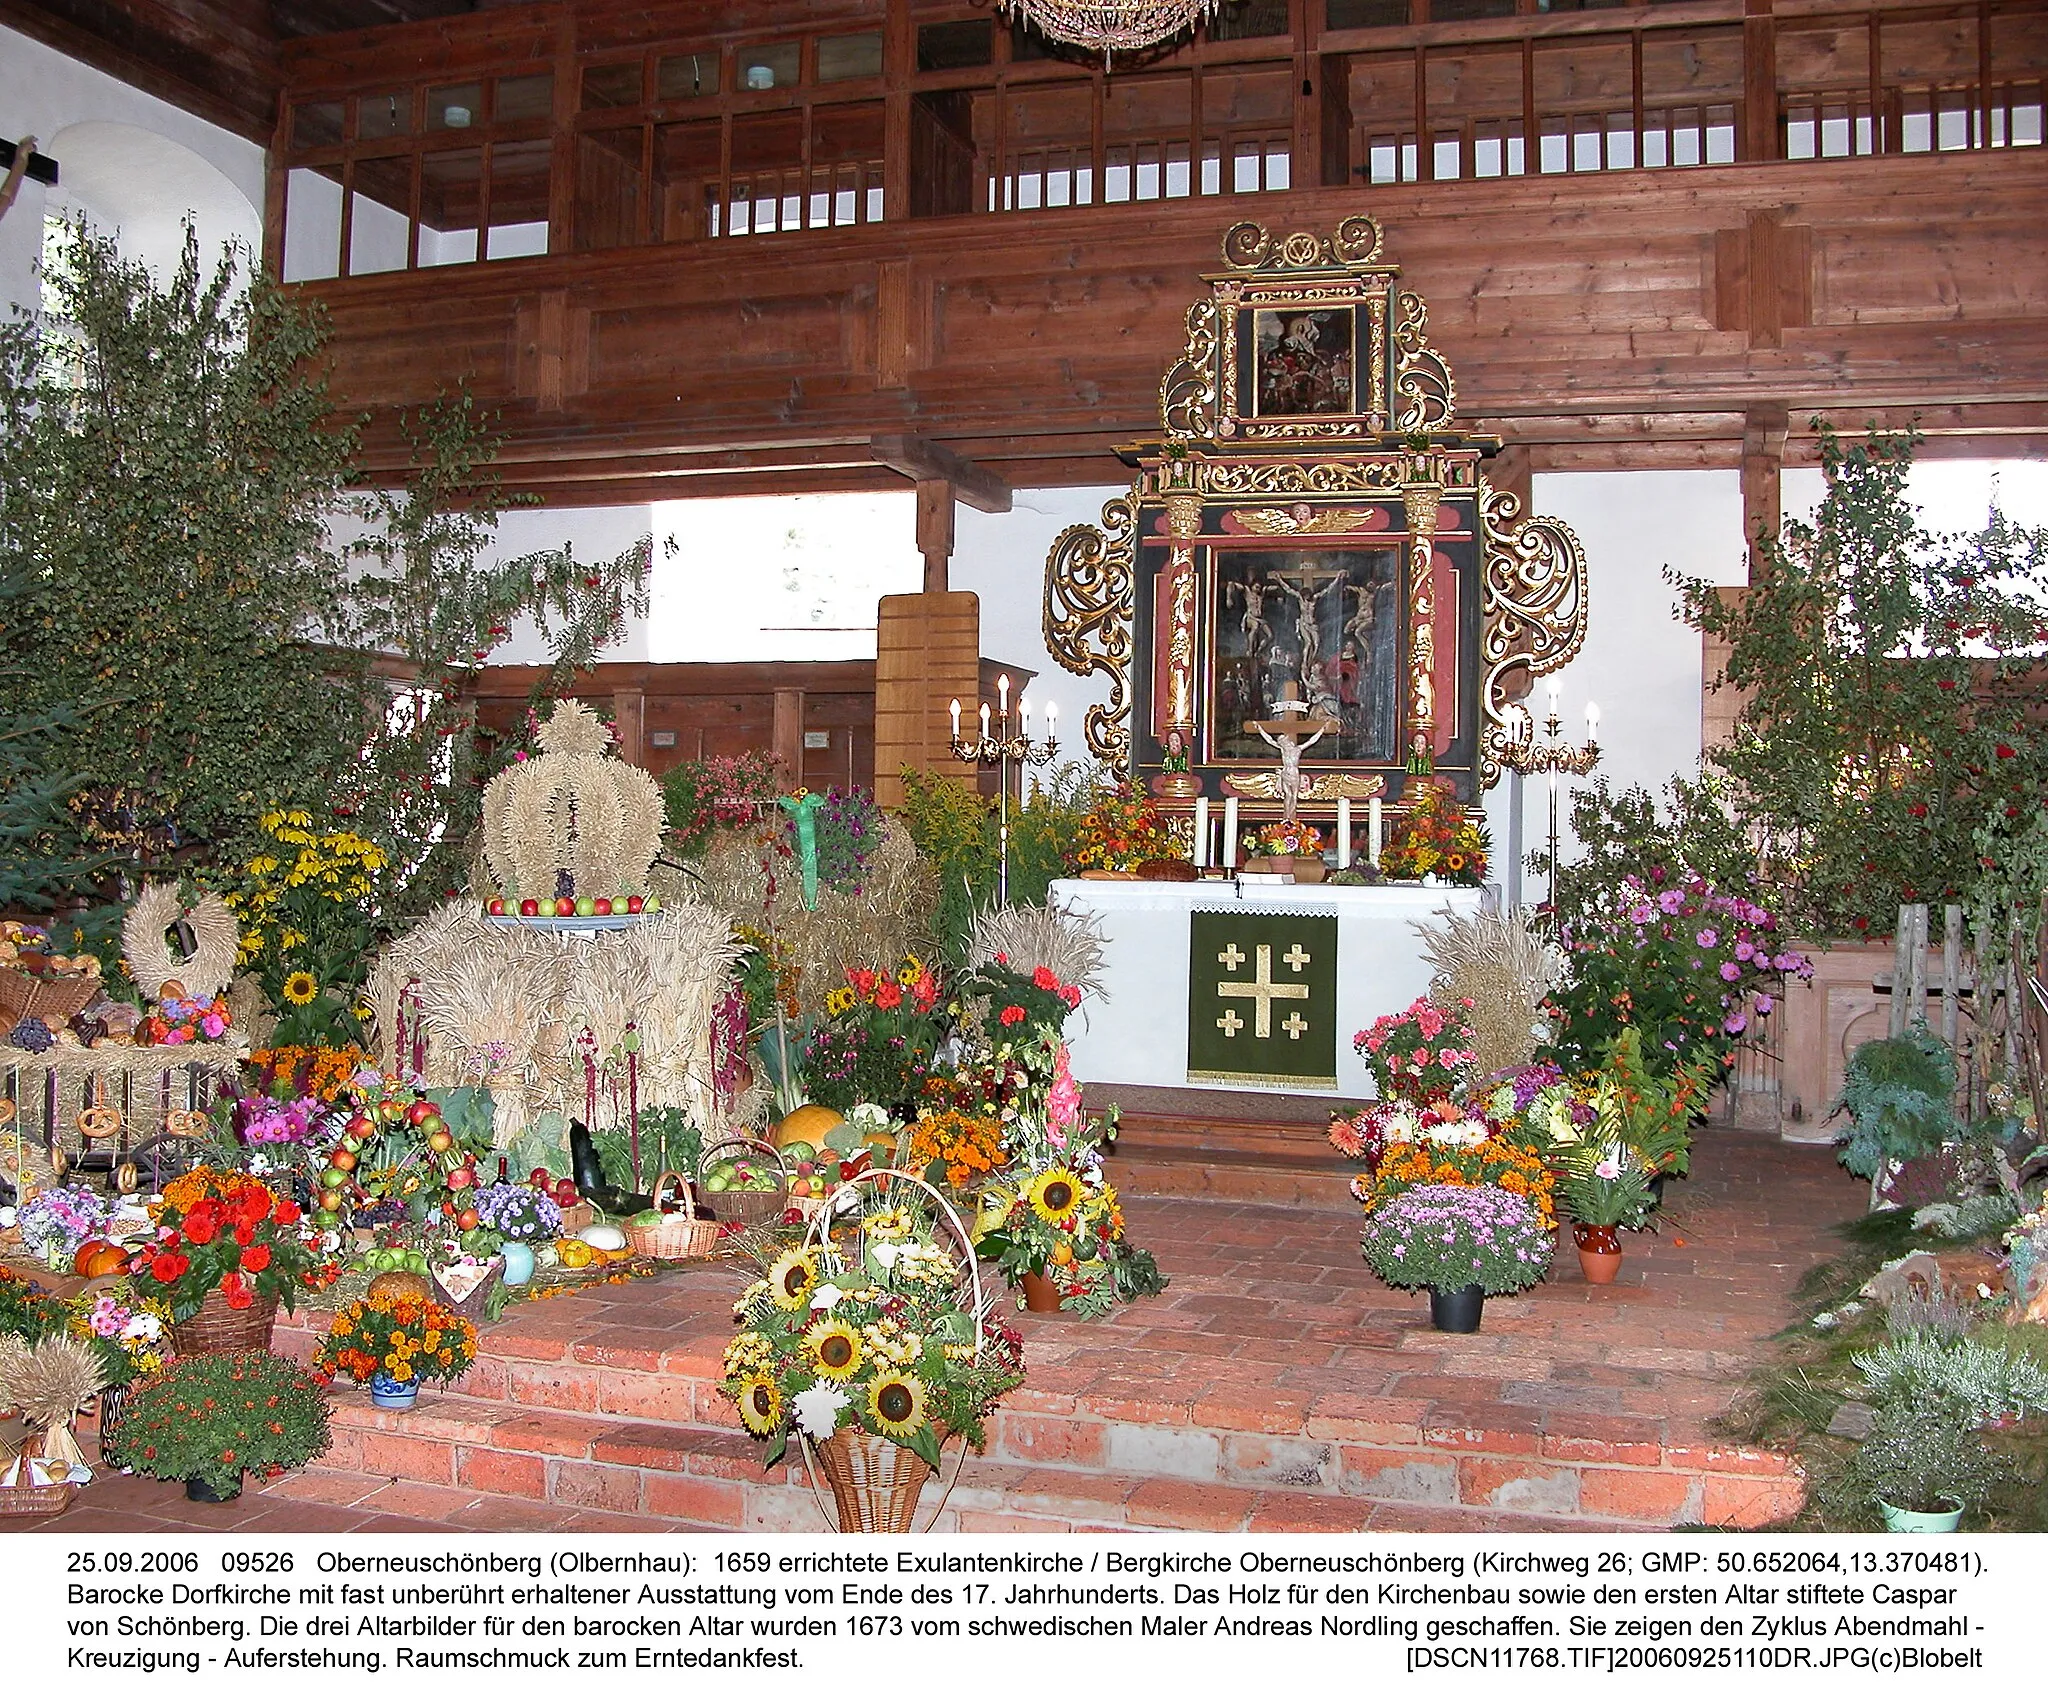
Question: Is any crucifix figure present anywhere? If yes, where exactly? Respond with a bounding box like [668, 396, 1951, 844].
[1269, 554, 1351, 716]
[1252, 715, 1329, 822]
[1216, 942, 1310, 1039]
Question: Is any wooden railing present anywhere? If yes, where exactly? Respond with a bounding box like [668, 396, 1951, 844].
[270, 0, 2048, 282]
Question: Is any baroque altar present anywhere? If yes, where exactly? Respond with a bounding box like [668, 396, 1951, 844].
[1044, 216, 1589, 822]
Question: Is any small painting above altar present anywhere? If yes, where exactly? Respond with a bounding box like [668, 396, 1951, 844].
[1212, 547, 1401, 764]
[1251, 308, 1357, 417]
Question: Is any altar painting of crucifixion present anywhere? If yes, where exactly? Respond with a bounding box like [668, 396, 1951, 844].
[1210, 547, 1402, 765]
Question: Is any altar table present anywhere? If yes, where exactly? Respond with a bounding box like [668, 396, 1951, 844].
[1048, 877, 1485, 1100]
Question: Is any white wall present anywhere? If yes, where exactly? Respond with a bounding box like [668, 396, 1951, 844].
[0, 24, 263, 310]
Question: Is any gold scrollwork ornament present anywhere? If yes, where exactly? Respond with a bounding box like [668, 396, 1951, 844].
[1477, 480, 1591, 787]
[1043, 493, 1139, 764]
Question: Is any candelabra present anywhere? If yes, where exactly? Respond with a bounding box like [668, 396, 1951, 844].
[949, 676, 1058, 906]
[1497, 677, 1600, 914]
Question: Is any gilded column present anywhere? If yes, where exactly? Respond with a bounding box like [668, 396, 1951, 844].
[1161, 492, 1202, 735]
[1401, 468, 1444, 765]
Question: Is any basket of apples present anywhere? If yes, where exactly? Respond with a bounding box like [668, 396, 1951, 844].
[782, 1144, 872, 1220]
[524, 1165, 595, 1233]
[698, 1135, 791, 1227]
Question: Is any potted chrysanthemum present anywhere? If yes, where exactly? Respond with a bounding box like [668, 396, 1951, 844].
[719, 1179, 1024, 1531]
[1360, 1182, 1553, 1332]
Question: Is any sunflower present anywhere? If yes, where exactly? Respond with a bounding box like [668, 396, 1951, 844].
[866, 1371, 927, 1439]
[862, 1205, 914, 1243]
[736, 1372, 782, 1435]
[805, 1318, 865, 1381]
[281, 970, 320, 1007]
[1027, 1166, 1085, 1222]
[767, 1248, 821, 1309]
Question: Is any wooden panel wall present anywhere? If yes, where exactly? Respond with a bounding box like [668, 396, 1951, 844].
[872, 591, 978, 811]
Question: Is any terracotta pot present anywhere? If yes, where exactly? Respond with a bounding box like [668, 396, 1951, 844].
[1575, 1223, 1624, 1285]
[1020, 1271, 1062, 1313]
[1291, 857, 1327, 883]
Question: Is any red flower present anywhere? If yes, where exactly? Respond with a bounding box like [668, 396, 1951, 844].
[181, 1211, 219, 1246]
[1908, 803, 1928, 817]
[232, 1223, 257, 1248]
[240, 1244, 272, 1275]
[1996, 743, 2016, 759]
[999, 1005, 1026, 1027]
[220, 1273, 255, 1311]
[1032, 966, 1060, 991]
[1937, 679, 1957, 690]
[274, 1199, 301, 1225]
[150, 1252, 189, 1283]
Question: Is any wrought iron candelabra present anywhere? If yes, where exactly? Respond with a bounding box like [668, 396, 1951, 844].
[949, 676, 1058, 905]
[1497, 678, 1600, 913]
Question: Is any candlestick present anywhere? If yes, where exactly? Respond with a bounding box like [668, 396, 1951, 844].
[1368, 796, 1383, 864]
[950, 686, 1057, 907]
[1222, 797, 1239, 872]
[949, 697, 961, 738]
[979, 701, 990, 739]
[1193, 795, 1210, 869]
[1335, 797, 1351, 869]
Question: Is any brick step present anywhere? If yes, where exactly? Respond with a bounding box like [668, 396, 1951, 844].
[1108, 1148, 1362, 1210]
[1110, 1113, 1339, 1161]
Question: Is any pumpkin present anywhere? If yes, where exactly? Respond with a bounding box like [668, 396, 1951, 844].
[73, 1239, 129, 1279]
[555, 1237, 598, 1270]
[772, 1103, 844, 1152]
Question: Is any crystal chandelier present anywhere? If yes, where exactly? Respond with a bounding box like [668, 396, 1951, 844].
[997, 0, 1229, 61]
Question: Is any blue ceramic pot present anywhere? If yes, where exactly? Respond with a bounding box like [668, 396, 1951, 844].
[499, 1241, 536, 1288]
[371, 1376, 421, 1411]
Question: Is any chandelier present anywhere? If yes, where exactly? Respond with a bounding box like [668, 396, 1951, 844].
[996, 1, 1230, 61]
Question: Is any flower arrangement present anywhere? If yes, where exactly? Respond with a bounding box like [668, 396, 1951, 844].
[1548, 870, 1812, 1078]
[138, 986, 234, 1047]
[1527, 1028, 1716, 1178]
[1361, 1182, 1553, 1295]
[1554, 1145, 1657, 1230]
[1247, 819, 1323, 858]
[244, 1046, 364, 1106]
[661, 751, 783, 858]
[1378, 778, 1488, 885]
[1354, 995, 1479, 1104]
[796, 785, 884, 895]
[719, 1202, 1025, 1469]
[471, 1180, 564, 1245]
[117, 1348, 332, 1497]
[1069, 783, 1181, 872]
[74, 1288, 168, 1387]
[907, 1107, 1009, 1190]
[225, 808, 387, 1047]
[1330, 1095, 1490, 1171]
[130, 1168, 318, 1321]
[1354, 1135, 1556, 1229]
[16, 1183, 109, 1269]
[804, 957, 946, 1116]
[314, 1281, 478, 1392]
[974, 1158, 1165, 1318]
[954, 956, 1083, 1047]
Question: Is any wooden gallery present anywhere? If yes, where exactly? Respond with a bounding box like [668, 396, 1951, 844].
[1, 0, 2045, 1540]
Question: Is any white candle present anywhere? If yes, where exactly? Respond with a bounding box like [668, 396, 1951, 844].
[1368, 796, 1383, 863]
[998, 673, 1010, 716]
[1545, 674, 1561, 722]
[1193, 796, 1210, 868]
[1045, 700, 1058, 735]
[949, 698, 961, 739]
[979, 702, 990, 739]
[1222, 797, 1239, 872]
[1585, 701, 1600, 743]
[1019, 696, 1031, 730]
[1336, 797, 1351, 868]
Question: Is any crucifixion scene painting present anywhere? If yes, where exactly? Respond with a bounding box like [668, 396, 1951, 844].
[1210, 546, 1402, 764]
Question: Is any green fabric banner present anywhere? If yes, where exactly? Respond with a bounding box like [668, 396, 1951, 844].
[1187, 910, 1339, 1089]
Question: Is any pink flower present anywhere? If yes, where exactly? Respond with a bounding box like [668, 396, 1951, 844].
[1723, 1011, 1748, 1034]
[1720, 961, 1742, 982]
[1696, 928, 1719, 948]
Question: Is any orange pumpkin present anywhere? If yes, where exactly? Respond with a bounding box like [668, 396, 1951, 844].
[73, 1239, 130, 1279]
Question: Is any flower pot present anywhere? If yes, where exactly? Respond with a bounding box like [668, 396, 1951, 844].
[370, 1376, 421, 1412]
[1020, 1271, 1062, 1314]
[1574, 1223, 1624, 1285]
[1238, 857, 1293, 875]
[185, 1472, 243, 1503]
[811, 1425, 938, 1533]
[169, 1292, 278, 1357]
[1877, 1497, 1964, 1533]
[498, 1240, 536, 1288]
[1428, 1283, 1485, 1333]
[1290, 857, 1327, 884]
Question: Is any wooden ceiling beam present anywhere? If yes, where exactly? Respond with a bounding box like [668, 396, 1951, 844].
[869, 434, 1013, 514]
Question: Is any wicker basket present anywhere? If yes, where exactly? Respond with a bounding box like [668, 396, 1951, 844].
[699, 1135, 790, 1228]
[0, 1469, 76, 1516]
[0, 969, 100, 1035]
[558, 1200, 598, 1235]
[627, 1173, 721, 1261]
[168, 1291, 278, 1357]
[810, 1425, 939, 1533]
[428, 1254, 503, 1314]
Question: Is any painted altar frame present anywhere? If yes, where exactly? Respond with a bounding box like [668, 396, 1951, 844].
[1045, 217, 1589, 812]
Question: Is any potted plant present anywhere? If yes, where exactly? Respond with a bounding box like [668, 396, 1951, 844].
[1842, 1393, 2003, 1533]
[1553, 1146, 1656, 1283]
[1243, 820, 1325, 880]
[975, 1158, 1165, 1317]
[1360, 1182, 1553, 1332]
[314, 1278, 478, 1410]
[117, 1348, 331, 1501]
[1353, 996, 1479, 1105]
[719, 1186, 1024, 1532]
[128, 1168, 319, 1355]
[469, 1180, 564, 1287]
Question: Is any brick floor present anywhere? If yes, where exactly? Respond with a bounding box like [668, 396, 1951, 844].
[4, 1125, 1860, 1534]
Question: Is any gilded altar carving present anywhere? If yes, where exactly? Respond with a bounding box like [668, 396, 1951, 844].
[1476, 480, 1590, 788]
[1230, 507, 1380, 537]
[1043, 493, 1139, 763]
[1392, 290, 1457, 434]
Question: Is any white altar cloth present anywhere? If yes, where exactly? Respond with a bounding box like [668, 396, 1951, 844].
[1048, 877, 1486, 1100]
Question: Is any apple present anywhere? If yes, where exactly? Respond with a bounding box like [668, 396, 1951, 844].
[446, 1166, 475, 1190]
[317, 1188, 345, 1213]
[535, 897, 557, 917]
[406, 1099, 439, 1126]
[555, 896, 577, 918]
[643, 894, 662, 913]
[486, 897, 505, 916]
[427, 1130, 455, 1154]
[330, 1148, 357, 1172]
[455, 1208, 480, 1232]
[519, 898, 540, 918]
[529, 1167, 552, 1190]
[592, 897, 612, 916]
[575, 895, 596, 917]
[346, 1114, 376, 1141]
[626, 895, 644, 914]
[379, 1099, 406, 1123]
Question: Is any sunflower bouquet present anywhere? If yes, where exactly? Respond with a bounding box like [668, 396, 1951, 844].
[1068, 783, 1182, 872]
[719, 1201, 1025, 1471]
[313, 1280, 479, 1392]
[1378, 777, 1488, 886]
[973, 1158, 1166, 1319]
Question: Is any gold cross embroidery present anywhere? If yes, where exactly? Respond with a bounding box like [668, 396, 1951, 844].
[1282, 943, 1312, 973]
[1216, 942, 1310, 1039]
[1217, 1008, 1246, 1037]
[1281, 1011, 1310, 1040]
[1218, 942, 1247, 971]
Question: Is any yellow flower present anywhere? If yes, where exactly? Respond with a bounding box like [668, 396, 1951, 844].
[281, 971, 319, 1007]
[805, 1319, 865, 1381]
[735, 1373, 782, 1435]
[766, 1248, 821, 1310]
[866, 1371, 927, 1439]
[1027, 1166, 1085, 1222]
[862, 1205, 914, 1243]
